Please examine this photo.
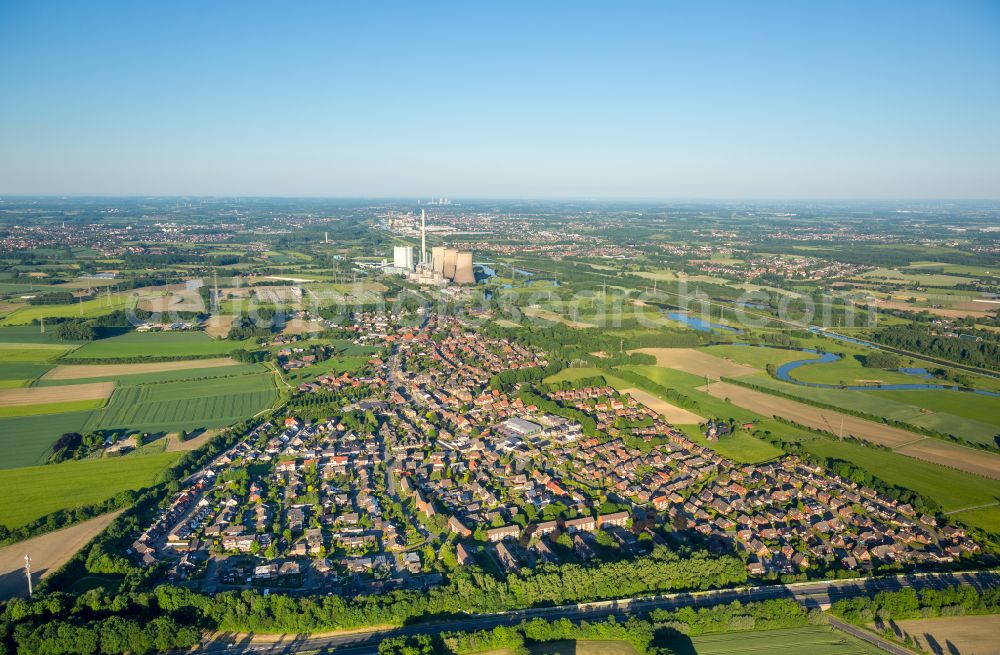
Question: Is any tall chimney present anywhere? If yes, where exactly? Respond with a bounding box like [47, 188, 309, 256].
[420, 209, 427, 266]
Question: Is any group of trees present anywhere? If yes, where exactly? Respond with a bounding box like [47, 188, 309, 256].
[871, 325, 1000, 372]
[831, 585, 1000, 624]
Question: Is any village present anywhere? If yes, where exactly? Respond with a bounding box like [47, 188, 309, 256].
[128, 312, 982, 596]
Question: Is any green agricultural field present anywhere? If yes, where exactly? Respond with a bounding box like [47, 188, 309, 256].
[0, 325, 82, 344]
[0, 293, 131, 326]
[0, 398, 106, 418]
[856, 267, 974, 287]
[0, 411, 97, 469]
[744, 374, 1000, 446]
[0, 452, 182, 528]
[784, 352, 923, 387]
[64, 331, 250, 360]
[84, 371, 277, 433]
[619, 365, 760, 423]
[0, 342, 73, 362]
[666, 626, 882, 655]
[0, 361, 53, 386]
[34, 362, 268, 387]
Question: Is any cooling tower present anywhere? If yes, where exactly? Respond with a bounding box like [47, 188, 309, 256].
[431, 246, 446, 275]
[454, 252, 475, 285]
[443, 248, 458, 280]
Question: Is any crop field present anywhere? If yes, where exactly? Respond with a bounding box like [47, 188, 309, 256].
[0, 398, 107, 418]
[529, 640, 637, 655]
[0, 452, 181, 528]
[0, 380, 113, 406]
[745, 374, 1000, 446]
[665, 626, 882, 654]
[618, 365, 759, 423]
[884, 614, 1000, 654]
[856, 267, 975, 287]
[63, 331, 248, 360]
[84, 371, 277, 433]
[634, 348, 758, 380]
[704, 380, 1000, 479]
[0, 361, 53, 386]
[0, 510, 123, 601]
[43, 356, 241, 380]
[621, 387, 704, 424]
[35, 362, 267, 387]
[0, 411, 97, 468]
[0, 293, 131, 326]
[0, 342, 73, 362]
[0, 325, 82, 344]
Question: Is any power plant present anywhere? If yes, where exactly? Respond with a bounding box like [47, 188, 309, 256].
[388, 211, 475, 285]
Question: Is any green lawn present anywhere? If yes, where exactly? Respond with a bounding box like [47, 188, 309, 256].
[283, 356, 371, 384]
[64, 331, 251, 360]
[668, 626, 882, 655]
[0, 411, 99, 469]
[84, 371, 277, 433]
[0, 452, 182, 528]
[677, 424, 783, 464]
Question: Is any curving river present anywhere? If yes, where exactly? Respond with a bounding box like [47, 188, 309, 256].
[769, 347, 1000, 397]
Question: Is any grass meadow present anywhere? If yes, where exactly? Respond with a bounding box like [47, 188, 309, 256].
[0, 452, 182, 528]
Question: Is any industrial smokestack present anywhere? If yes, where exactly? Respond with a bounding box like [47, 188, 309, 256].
[420, 209, 427, 266]
[454, 251, 475, 285]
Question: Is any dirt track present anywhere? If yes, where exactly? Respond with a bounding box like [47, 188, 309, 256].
[43, 357, 239, 380]
[0, 381, 113, 405]
[636, 348, 757, 380]
[622, 388, 704, 424]
[705, 381, 1000, 480]
[0, 510, 121, 600]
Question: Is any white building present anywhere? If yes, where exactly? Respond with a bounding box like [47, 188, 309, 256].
[393, 245, 414, 272]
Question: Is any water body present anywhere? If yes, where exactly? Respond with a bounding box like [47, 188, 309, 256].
[772, 348, 1000, 397]
[667, 311, 742, 333]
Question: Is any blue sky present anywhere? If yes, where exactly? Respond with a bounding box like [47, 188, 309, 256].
[1, 1, 998, 198]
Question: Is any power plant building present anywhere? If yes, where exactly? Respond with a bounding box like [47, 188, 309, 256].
[431, 246, 446, 275]
[392, 245, 415, 272]
[454, 251, 475, 285]
[443, 248, 458, 279]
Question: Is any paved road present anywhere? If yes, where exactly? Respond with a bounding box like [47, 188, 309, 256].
[193, 569, 999, 655]
[826, 615, 912, 655]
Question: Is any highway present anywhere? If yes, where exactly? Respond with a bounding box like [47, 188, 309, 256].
[194, 569, 999, 655]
